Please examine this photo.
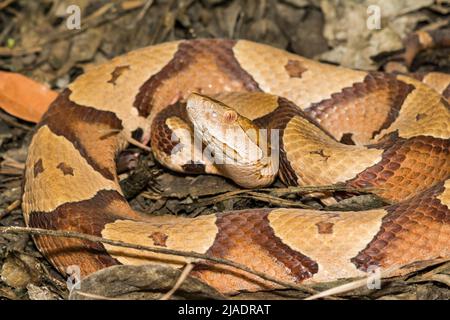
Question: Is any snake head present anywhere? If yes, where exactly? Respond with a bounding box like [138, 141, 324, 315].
[187, 92, 238, 130]
[186, 92, 277, 188]
[187, 92, 266, 164]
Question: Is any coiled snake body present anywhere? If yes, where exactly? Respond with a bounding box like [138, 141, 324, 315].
[22, 39, 450, 293]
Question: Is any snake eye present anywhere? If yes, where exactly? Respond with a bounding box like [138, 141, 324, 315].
[224, 110, 237, 123]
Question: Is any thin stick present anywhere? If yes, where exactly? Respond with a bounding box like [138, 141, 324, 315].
[190, 185, 374, 209]
[0, 111, 32, 131]
[304, 266, 400, 300]
[0, 226, 322, 296]
[160, 262, 194, 300]
[1, 156, 26, 170]
[199, 185, 374, 201]
[72, 291, 122, 300]
[126, 135, 152, 152]
[0, 0, 15, 10]
[0, 169, 23, 176]
[257, 185, 376, 195]
[100, 129, 152, 152]
[0, 46, 41, 57]
[0, 199, 20, 220]
[194, 190, 313, 208]
[134, 0, 154, 24]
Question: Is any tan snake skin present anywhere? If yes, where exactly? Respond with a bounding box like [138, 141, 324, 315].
[22, 39, 450, 294]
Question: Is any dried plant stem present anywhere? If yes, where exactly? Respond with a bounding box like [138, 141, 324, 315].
[1, 156, 25, 170]
[160, 262, 194, 300]
[125, 135, 152, 152]
[192, 185, 373, 209]
[0, 226, 326, 297]
[200, 185, 373, 200]
[195, 190, 313, 208]
[256, 185, 375, 195]
[72, 291, 122, 300]
[0, 111, 32, 131]
[0, 199, 21, 220]
[0, 0, 16, 10]
[304, 266, 400, 300]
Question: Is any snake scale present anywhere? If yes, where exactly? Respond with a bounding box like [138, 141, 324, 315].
[22, 38, 450, 294]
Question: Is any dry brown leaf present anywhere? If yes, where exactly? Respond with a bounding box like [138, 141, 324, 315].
[69, 264, 224, 300]
[0, 71, 57, 123]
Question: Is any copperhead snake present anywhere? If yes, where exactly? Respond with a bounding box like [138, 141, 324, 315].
[21, 38, 450, 294]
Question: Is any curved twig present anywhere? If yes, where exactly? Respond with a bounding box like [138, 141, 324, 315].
[0, 225, 330, 298]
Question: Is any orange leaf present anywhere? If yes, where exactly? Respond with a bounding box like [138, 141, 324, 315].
[0, 71, 57, 123]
